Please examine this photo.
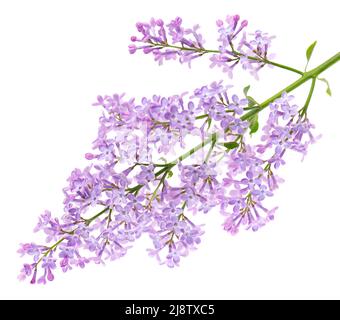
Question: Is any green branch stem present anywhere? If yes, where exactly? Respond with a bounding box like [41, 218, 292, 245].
[35, 237, 66, 268]
[300, 77, 316, 117]
[84, 206, 110, 225]
[167, 52, 340, 167]
[154, 42, 304, 75]
[260, 58, 304, 75]
[241, 52, 340, 121]
[204, 132, 217, 163]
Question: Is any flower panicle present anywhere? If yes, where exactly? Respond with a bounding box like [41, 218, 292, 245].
[19, 13, 331, 284]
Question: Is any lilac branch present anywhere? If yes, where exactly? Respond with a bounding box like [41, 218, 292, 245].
[18, 14, 339, 284]
[129, 15, 304, 77]
[146, 41, 304, 75]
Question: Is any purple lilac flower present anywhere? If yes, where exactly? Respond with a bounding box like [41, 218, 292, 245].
[18, 264, 33, 281]
[130, 15, 274, 78]
[38, 257, 56, 284]
[136, 165, 155, 185]
[148, 206, 204, 267]
[228, 94, 248, 115]
[130, 17, 205, 67]
[258, 93, 319, 161]
[210, 16, 274, 78]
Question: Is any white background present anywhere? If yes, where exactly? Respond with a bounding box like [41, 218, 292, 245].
[0, 0, 339, 300]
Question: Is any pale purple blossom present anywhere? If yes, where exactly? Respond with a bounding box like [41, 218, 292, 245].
[130, 15, 274, 78]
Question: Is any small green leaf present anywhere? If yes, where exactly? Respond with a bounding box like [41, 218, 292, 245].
[247, 96, 258, 108]
[243, 85, 250, 96]
[207, 117, 212, 129]
[159, 157, 167, 163]
[167, 170, 173, 178]
[327, 87, 332, 96]
[318, 77, 332, 96]
[249, 114, 259, 135]
[223, 141, 239, 150]
[306, 41, 317, 62]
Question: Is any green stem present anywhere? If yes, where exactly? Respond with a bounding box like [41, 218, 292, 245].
[155, 43, 303, 75]
[300, 77, 316, 117]
[162, 43, 219, 54]
[126, 163, 175, 195]
[107, 208, 113, 227]
[85, 206, 110, 225]
[241, 52, 340, 121]
[149, 171, 167, 203]
[204, 132, 217, 163]
[261, 58, 304, 75]
[35, 237, 66, 267]
[196, 114, 209, 120]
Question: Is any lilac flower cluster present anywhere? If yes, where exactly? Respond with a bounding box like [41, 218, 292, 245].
[19, 14, 326, 284]
[129, 17, 205, 67]
[129, 15, 274, 78]
[222, 93, 320, 233]
[18, 80, 317, 283]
